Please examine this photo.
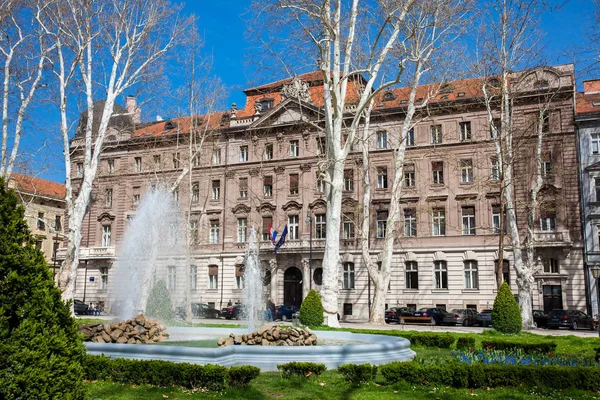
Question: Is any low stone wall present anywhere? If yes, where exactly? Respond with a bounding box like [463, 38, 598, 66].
[79, 314, 169, 344]
[218, 325, 317, 347]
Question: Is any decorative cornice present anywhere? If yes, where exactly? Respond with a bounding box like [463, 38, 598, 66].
[300, 163, 312, 172]
[282, 200, 303, 211]
[275, 166, 285, 175]
[426, 195, 448, 202]
[308, 199, 327, 210]
[400, 196, 420, 204]
[225, 170, 235, 179]
[257, 202, 277, 214]
[97, 212, 116, 222]
[249, 167, 260, 176]
[455, 193, 478, 201]
[232, 204, 251, 215]
[342, 197, 359, 208]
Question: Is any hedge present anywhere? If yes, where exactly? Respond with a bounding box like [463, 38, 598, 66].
[480, 339, 557, 354]
[403, 332, 456, 348]
[277, 362, 326, 379]
[456, 337, 476, 349]
[338, 363, 378, 384]
[380, 361, 600, 391]
[227, 366, 261, 388]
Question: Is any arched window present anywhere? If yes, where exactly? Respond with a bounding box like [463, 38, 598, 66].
[313, 268, 323, 286]
[464, 261, 478, 289]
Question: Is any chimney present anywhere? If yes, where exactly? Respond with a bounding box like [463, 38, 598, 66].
[583, 80, 600, 95]
[126, 96, 141, 124]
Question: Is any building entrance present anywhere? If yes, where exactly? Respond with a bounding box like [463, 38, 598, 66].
[284, 267, 303, 308]
[543, 285, 563, 313]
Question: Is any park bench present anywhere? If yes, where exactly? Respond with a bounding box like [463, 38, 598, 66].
[399, 316, 435, 326]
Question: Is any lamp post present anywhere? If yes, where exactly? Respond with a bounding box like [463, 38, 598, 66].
[305, 215, 312, 290]
[591, 265, 600, 337]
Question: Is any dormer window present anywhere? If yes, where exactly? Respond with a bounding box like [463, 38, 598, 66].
[164, 120, 177, 130]
[382, 91, 396, 102]
[257, 98, 274, 111]
[535, 80, 549, 89]
[439, 83, 453, 94]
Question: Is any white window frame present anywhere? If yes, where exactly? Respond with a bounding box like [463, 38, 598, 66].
[404, 170, 416, 187]
[237, 218, 247, 243]
[315, 214, 326, 239]
[344, 171, 354, 191]
[406, 128, 415, 146]
[434, 260, 448, 289]
[432, 209, 446, 236]
[432, 162, 444, 185]
[192, 183, 199, 202]
[376, 211, 388, 238]
[265, 143, 273, 160]
[76, 163, 83, 177]
[431, 125, 442, 144]
[543, 258, 560, 274]
[377, 131, 388, 149]
[212, 180, 220, 200]
[404, 209, 417, 237]
[107, 159, 115, 174]
[264, 176, 273, 197]
[290, 140, 299, 157]
[239, 178, 248, 198]
[213, 149, 221, 165]
[461, 206, 476, 235]
[540, 215, 556, 232]
[460, 159, 473, 183]
[102, 225, 112, 247]
[189, 220, 198, 244]
[100, 267, 108, 290]
[492, 206, 501, 234]
[168, 266, 176, 291]
[343, 219, 355, 239]
[343, 262, 355, 289]
[377, 167, 388, 189]
[491, 158, 501, 181]
[134, 157, 142, 172]
[209, 269, 218, 290]
[105, 188, 113, 208]
[459, 121, 472, 141]
[236, 275, 245, 290]
[190, 265, 197, 291]
[288, 215, 299, 240]
[405, 261, 418, 289]
[209, 220, 219, 244]
[464, 261, 479, 289]
[592, 133, 600, 155]
[240, 145, 249, 162]
[594, 177, 600, 202]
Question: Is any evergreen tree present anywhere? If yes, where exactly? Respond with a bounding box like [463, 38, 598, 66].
[492, 281, 523, 334]
[0, 179, 86, 399]
[145, 280, 173, 321]
[299, 289, 325, 327]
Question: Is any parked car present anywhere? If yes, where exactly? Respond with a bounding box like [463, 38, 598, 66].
[385, 307, 415, 324]
[74, 299, 89, 315]
[274, 305, 299, 321]
[221, 304, 244, 320]
[533, 309, 548, 328]
[192, 303, 221, 319]
[546, 309, 595, 330]
[412, 307, 448, 325]
[477, 309, 493, 327]
[443, 309, 480, 326]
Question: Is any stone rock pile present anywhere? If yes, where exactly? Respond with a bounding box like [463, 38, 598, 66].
[218, 325, 317, 347]
[79, 314, 169, 344]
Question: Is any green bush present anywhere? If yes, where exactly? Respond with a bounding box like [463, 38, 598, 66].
[145, 280, 173, 321]
[0, 179, 86, 400]
[299, 289, 324, 326]
[480, 339, 556, 354]
[491, 282, 522, 334]
[380, 361, 600, 391]
[227, 365, 260, 388]
[83, 355, 227, 391]
[338, 363, 378, 384]
[456, 337, 476, 349]
[404, 332, 455, 348]
[277, 362, 326, 379]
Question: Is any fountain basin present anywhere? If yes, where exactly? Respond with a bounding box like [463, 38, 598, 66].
[85, 327, 416, 371]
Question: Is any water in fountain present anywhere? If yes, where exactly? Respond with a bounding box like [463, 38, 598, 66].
[109, 187, 186, 320]
[243, 227, 264, 332]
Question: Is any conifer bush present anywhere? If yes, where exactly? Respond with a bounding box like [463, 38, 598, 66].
[299, 289, 324, 326]
[491, 282, 522, 334]
[145, 280, 173, 321]
[0, 179, 86, 399]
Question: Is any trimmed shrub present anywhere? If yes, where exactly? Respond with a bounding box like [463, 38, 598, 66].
[83, 355, 227, 391]
[491, 282, 522, 334]
[299, 289, 324, 326]
[480, 339, 556, 354]
[380, 360, 600, 391]
[227, 366, 260, 388]
[338, 363, 378, 384]
[404, 332, 455, 348]
[146, 280, 173, 321]
[277, 362, 326, 379]
[456, 337, 476, 349]
[0, 180, 86, 400]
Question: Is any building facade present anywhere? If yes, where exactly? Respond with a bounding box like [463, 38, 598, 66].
[63, 65, 585, 319]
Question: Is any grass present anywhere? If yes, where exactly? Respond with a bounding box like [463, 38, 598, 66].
[86, 371, 600, 399]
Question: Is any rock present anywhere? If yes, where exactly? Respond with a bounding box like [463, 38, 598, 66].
[116, 336, 128, 344]
[234, 336, 242, 345]
[127, 338, 136, 344]
[110, 329, 123, 341]
[148, 327, 158, 338]
[261, 339, 270, 346]
[304, 338, 312, 346]
[218, 338, 225, 346]
[135, 314, 146, 325]
[101, 331, 111, 343]
[258, 327, 268, 336]
[247, 339, 255, 345]
[286, 338, 293, 346]
[280, 332, 288, 339]
[225, 337, 234, 346]
[272, 329, 280, 340]
[289, 329, 299, 338]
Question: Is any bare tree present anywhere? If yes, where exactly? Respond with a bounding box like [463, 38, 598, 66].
[38, 0, 189, 308]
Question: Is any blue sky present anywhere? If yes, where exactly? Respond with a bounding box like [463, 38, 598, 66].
[24, 0, 598, 183]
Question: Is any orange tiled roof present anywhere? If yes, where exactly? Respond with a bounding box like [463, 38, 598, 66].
[10, 173, 66, 200]
[133, 112, 227, 138]
[576, 92, 600, 115]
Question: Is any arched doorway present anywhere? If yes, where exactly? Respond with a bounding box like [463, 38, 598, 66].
[284, 267, 303, 307]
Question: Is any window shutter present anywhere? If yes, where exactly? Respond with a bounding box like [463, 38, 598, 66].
[208, 265, 218, 276]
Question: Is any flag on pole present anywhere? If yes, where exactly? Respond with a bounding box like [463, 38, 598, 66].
[274, 225, 288, 254]
[268, 225, 278, 244]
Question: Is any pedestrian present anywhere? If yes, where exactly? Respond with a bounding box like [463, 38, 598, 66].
[89, 302, 95, 316]
[227, 299, 232, 307]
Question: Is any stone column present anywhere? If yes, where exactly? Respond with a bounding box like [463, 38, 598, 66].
[301, 258, 310, 298]
[269, 259, 278, 304]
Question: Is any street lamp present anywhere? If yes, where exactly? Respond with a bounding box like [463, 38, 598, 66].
[591, 265, 600, 337]
[305, 215, 313, 290]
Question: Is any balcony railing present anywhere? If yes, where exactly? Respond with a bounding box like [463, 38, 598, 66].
[533, 230, 571, 246]
[55, 246, 116, 260]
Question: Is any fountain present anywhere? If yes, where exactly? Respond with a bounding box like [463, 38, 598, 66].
[243, 227, 263, 332]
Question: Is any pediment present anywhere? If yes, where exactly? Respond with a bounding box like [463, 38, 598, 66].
[282, 200, 303, 211]
[342, 197, 359, 208]
[248, 98, 322, 130]
[586, 161, 600, 171]
[97, 212, 116, 222]
[257, 202, 277, 214]
[232, 204, 251, 215]
[308, 199, 327, 210]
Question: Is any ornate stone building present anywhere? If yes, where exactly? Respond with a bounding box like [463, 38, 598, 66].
[62, 66, 585, 319]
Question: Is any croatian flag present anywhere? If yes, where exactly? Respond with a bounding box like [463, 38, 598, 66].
[268, 225, 278, 244]
[274, 225, 288, 254]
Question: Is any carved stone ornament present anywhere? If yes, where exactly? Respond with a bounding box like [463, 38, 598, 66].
[97, 212, 116, 222]
[274, 165, 285, 175]
[269, 259, 278, 271]
[232, 204, 251, 215]
[257, 202, 277, 214]
[282, 200, 303, 211]
[252, 135, 259, 146]
[225, 170, 236, 179]
[300, 163, 312, 172]
[281, 76, 312, 103]
[276, 132, 284, 143]
[254, 101, 262, 115]
[249, 167, 260, 176]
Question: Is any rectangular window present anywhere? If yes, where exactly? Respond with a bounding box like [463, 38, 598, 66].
[153, 154, 161, 168]
[107, 159, 115, 174]
[237, 218, 247, 243]
[213, 149, 221, 165]
[315, 214, 326, 239]
[344, 169, 354, 192]
[100, 267, 108, 290]
[343, 303, 353, 315]
[541, 110, 549, 132]
[592, 133, 600, 155]
[208, 266, 218, 289]
[405, 261, 419, 289]
[316, 173, 325, 193]
[55, 215, 62, 232]
[239, 177, 248, 198]
[492, 205, 501, 234]
[459, 121, 472, 141]
[491, 158, 501, 181]
[434, 261, 448, 289]
[540, 212, 556, 232]
[240, 145, 248, 162]
[133, 187, 140, 206]
[462, 206, 476, 235]
[77, 163, 83, 177]
[262, 216, 272, 241]
[105, 188, 113, 208]
[134, 157, 142, 172]
[264, 143, 273, 160]
[290, 140, 299, 157]
[190, 265, 197, 291]
[192, 182, 199, 202]
[404, 208, 417, 237]
[236, 266, 245, 289]
[377, 211, 388, 238]
[192, 154, 200, 167]
[377, 131, 388, 149]
[432, 208, 446, 236]
[264, 176, 273, 197]
[37, 212, 45, 230]
[209, 220, 219, 244]
[464, 260, 479, 289]
[35, 240, 42, 249]
[343, 262, 355, 289]
[460, 159, 473, 183]
[289, 173, 299, 195]
[288, 215, 299, 240]
[343, 217, 355, 239]
[172, 152, 180, 169]
[317, 137, 326, 155]
[406, 128, 415, 146]
[102, 225, 111, 247]
[404, 164, 415, 187]
[212, 180, 220, 200]
[377, 167, 388, 189]
[432, 161, 444, 184]
[490, 118, 501, 138]
[542, 157, 552, 177]
[431, 125, 442, 144]
[189, 220, 198, 245]
[543, 258, 560, 273]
